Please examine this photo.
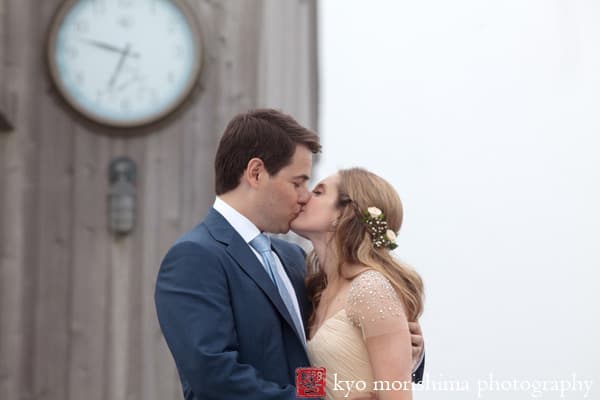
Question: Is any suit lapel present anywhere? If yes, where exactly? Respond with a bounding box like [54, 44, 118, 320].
[203, 209, 301, 342]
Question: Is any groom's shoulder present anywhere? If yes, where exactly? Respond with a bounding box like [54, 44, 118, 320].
[171, 208, 228, 249]
[271, 236, 306, 258]
[164, 220, 222, 259]
[173, 221, 211, 246]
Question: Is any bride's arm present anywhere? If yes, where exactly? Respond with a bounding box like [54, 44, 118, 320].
[347, 271, 413, 400]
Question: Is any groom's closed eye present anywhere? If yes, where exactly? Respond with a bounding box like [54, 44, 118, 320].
[293, 181, 307, 189]
[292, 175, 310, 188]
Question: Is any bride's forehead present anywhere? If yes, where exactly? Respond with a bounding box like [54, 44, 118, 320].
[308, 175, 340, 193]
[317, 173, 340, 186]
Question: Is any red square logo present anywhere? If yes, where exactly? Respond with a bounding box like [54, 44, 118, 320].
[296, 367, 326, 398]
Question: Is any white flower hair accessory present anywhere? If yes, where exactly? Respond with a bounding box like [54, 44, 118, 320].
[361, 206, 398, 250]
[367, 207, 382, 218]
[385, 229, 397, 242]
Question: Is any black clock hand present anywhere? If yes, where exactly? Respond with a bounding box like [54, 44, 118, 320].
[108, 43, 131, 89]
[116, 74, 140, 92]
[82, 38, 140, 58]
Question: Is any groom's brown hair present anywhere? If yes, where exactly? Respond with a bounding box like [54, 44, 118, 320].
[214, 109, 321, 195]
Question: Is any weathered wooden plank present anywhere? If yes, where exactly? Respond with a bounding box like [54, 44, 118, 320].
[0, 0, 5, 88]
[123, 135, 147, 400]
[306, 0, 319, 131]
[67, 126, 111, 400]
[141, 119, 193, 400]
[217, 0, 262, 116]
[0, 89, 16, 131]
[0, 1, 42, 400]
[30, 7, 76, 400]
[186, 0, 223, 220]
[257, 0, 319, 129]
[0, 128, 20, 400]
[140, 128, 180, 400]
[0, 0, 14, 131]
[32, 84, 75, 400]
[0, 128, 21, 400]
[105, 138, 133, 400]
[178, 0, 223, 228]
[107, 240, 132, 400]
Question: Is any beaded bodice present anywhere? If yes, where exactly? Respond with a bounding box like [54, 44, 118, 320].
[306, 270, 410, 400]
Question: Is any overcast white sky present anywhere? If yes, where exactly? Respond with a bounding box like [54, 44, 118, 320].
[317, 1, 599, 398]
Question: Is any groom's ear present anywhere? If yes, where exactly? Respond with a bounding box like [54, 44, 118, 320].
[244, 158, 266, 188]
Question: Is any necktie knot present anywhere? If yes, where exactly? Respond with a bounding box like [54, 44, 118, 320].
[250, 233, 272, 254]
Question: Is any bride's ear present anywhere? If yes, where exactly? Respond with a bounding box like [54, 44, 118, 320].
[330, 213, 341, 231]
[330, 207, 345, 231]
[330, 219, 338, 230]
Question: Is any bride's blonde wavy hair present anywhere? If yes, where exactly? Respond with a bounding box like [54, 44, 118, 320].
[305, 168, 424, 328]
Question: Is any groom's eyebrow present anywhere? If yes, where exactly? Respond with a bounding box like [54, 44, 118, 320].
[293, 174, 310, 182]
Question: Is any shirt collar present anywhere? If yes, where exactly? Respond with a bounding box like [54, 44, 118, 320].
[213, 197, 261, 244]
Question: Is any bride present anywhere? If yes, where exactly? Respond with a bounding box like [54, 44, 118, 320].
[291, 167, 424, 400]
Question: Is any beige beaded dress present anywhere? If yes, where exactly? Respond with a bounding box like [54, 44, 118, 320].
[306, 270, 413, 400]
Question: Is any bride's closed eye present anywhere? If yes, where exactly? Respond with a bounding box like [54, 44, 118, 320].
[312, 183, 325, 196]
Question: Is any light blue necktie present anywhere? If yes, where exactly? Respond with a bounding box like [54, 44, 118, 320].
[250, 234, 306, 345]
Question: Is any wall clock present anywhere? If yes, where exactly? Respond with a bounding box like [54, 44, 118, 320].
[47, 0, 203, 128]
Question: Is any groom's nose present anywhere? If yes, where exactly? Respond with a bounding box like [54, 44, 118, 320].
[298, 188, 312, 204]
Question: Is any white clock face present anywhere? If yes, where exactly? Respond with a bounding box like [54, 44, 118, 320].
[48, 0, 202, 127]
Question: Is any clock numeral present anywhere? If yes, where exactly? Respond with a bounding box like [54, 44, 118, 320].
[67, 46, 79, 59]
[167, 18, 178, 34]
[106, 91, 117, 104]
[121, 98, 131, 112]
[174, 45, 183, 58]
[167, 71, 175, 85]
[76, 20, 90, 34]
[118, 16, 134, 29]
[150, 89, 160, 105]
[92, 0, 107, 14]
[118, 0, 133, 8]
[136, 87, 147, 101]
[75, 72, 85, 86]
[117, 72, 140, 92]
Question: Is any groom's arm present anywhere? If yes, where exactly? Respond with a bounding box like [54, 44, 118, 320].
[412, 352, 425, 383]
[409, 321, 425, 383]
[155, 241, 297, 400]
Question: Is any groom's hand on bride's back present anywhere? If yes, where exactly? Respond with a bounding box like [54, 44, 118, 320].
[409, 321, 424, 363]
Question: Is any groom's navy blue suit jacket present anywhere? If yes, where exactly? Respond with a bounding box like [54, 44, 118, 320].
[155, 208, 311, 400]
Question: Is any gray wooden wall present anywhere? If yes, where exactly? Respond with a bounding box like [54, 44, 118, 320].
[0, 1, 319, 399]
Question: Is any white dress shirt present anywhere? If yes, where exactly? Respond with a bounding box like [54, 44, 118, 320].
[213, 197, 306, 343]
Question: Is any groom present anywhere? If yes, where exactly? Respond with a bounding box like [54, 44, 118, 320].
[155, 109, 424, 400]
